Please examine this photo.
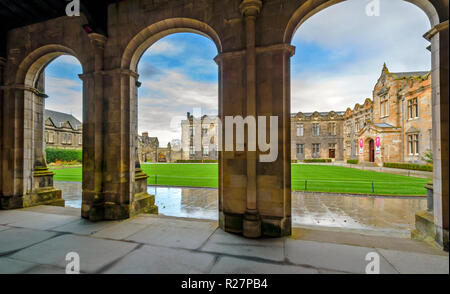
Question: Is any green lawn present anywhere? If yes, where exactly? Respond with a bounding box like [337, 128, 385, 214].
[51, 164, 429, 196]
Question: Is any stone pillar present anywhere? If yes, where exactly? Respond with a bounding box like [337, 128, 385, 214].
[218, 0, 293, 238]
[24, 71, 64, 208]
[102, 67, 157, 220]
[425, 20, 449, 251]
[0, 57, 5, 200]
[240, 0, 263, 238]
[255, 44, 295, 237]
[80, 33, 108, 221]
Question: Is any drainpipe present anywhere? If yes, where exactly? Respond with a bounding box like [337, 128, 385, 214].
[401, 95, 405, 163]
[240, 0, 262, 238]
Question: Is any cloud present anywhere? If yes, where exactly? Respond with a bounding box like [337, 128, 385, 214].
[147, 40, 184, 56]
[291, 0, 431, 112]
[45, 77, 83, 122]
[138, 68, 218, 145]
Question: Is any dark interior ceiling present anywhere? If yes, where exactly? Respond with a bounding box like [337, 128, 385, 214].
[0, 0, 121, 57]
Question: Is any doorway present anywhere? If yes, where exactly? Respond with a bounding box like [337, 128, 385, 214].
[369, 139, 375, 163]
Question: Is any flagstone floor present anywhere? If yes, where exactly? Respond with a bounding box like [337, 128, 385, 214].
[0, 206, 448, 274]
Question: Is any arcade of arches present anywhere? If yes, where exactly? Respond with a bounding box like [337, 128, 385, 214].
[0, 0, 448, 248]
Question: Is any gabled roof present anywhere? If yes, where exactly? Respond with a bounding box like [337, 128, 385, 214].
[44, 110, 82, 130]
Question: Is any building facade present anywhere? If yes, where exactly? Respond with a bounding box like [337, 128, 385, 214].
[138, 133, 182, 163]
[44, 109, 82, 150]
[348, 65, 432, 166]
[181, 114, 220, 161]
[291, 111, 345, 161]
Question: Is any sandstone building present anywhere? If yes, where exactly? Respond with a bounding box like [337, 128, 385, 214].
[346, 65, 432, 166]
[181, 113, 220, 161]
[44, 109, 82, 150]
[291, 111, 345, 161]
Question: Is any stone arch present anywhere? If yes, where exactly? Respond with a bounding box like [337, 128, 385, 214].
[14, 44, 85, 208]
[121, 18, 223, 72]
[283, 0, 439, 44]
[15, 44, 84, 87]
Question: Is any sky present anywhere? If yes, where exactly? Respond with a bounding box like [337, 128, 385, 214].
[45, 0, 431, 146]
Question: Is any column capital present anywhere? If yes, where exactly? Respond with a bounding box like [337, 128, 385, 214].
[88, 33, 108, 49]
[424, 20, 449, 41]
[239, 0, 262, 17]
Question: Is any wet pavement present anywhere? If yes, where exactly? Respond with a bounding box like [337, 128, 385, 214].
[55, 182, 426, 237]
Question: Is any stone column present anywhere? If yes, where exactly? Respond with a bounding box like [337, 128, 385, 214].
[240, 0, 263, 238]
[79, 33, 107, 220]
[0, 57, 5, 199]
[255, 44, 295, 237]
[24, 70, 64, 208]
[425, 20, 449, 250]
[102, 67, 157, 220]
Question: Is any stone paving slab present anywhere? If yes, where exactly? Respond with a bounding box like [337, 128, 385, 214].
[103, 245, 216, 274]
[0, 258, 39, 274]
[0, 228, 58, 254]
[377, 248, 449, 274]
[200, 229, 285, 262]
[7, 213, 79, 231]
[21, 205, 81, 217]
[0, 211, 42, 225]
[52, 218, 119, 236]
[209, 256, 318, 274]
[10, 234, 138, 274]
[285, 239, 398, 274]
[93, 222, 149, 240]
[125, 216, 217, 250]
[24, 264, 68, 274]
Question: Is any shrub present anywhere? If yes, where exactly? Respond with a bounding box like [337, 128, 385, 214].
[292, 160, 298, 164]
[347, 159, 359, 165]
[176, 160, 218, 163]
[303, 159, 332, 163]
[45, 148, 82, 164]
[383, 162, 433, 172]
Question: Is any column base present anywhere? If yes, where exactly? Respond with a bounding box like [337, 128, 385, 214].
[243, 211, 261, 238]
[219, 211, 291, 238]
[412, 210, 448, 252]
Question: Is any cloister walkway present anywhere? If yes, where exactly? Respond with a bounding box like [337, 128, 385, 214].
[0, 206, 447, 274]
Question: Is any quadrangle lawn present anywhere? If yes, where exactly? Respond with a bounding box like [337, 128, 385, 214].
[50, 164, 429, 196]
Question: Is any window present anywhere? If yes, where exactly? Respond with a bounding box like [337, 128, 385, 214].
[328, 123, 336, 136]
[312, 144, 320, 157]
[296, 144, 304, 155]
[189, 126, 195, 137]
[297, 124, 304, 137]
[408, 98, 419, 119]
[355, 120, 360, 132]
[380, 96, 389, 117]
[312, 123, 320, 136]
[202, 126, 209, 137]
[203, 145, 209, 156]
[329, 143, 336, 149]
[189, 145, 195, 156]
[78, 134, 82, 145]
[67, 134, 72, 144]
[62, 133, 67, 144]
[408, 134, 419, 155]
[49, 132, 54, 144]
[45, 131, 49, 144]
